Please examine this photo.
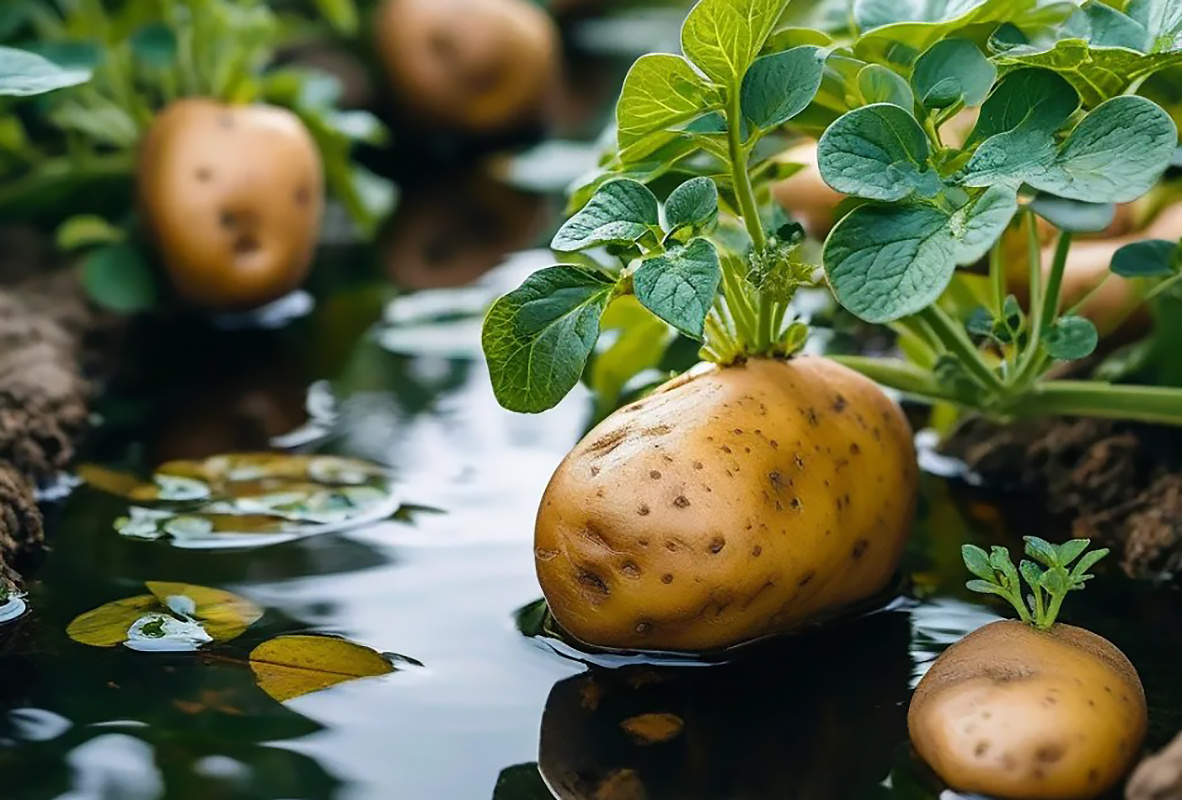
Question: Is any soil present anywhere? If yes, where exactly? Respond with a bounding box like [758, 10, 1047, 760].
[0, 228, 110, 587]
[943, 416, 1182, 580]
[1128, 728, 1182, 800]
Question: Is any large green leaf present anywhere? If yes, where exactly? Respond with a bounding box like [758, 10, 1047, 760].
[551, 179, 659, 252]
[1130, 0, 1182, 51]
[483, 266, 616, 413]
[962, 95, 1176, 202]
[740, 46, 826, 130]
[857, 64, 915, 109]
[911, 38, 997, 108]
[633, 238, 721, 338]
[853, 0, 1037, 62]
[617, 54, 712, 153]
[81, 244, 158, 314]
[0, 45, 91, 96]
[1086, 3, 1151, 51]
[1110, 238, 1179, 276]
[823, 185, 1018, 322]
[968, 68, 1079, 143]
[681, 0, 788, 85]
[994, 39, 1182, 106]
[817, 103, 941, 201]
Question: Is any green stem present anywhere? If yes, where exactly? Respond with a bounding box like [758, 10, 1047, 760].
[829, 356, 967, 404]
[1042, 592, 1066, 629]
[720, 254, 757, 346]
[1029, 583, 1046, 626]
[1024, 211, 1043, 333]
[1010, 381, 1182, 426]
[1010, 589, 1034, 625]
[726, 86, 770, 351]
[1014, 229, 1072, 388]
[0, 152, 135, 208]
[989, 235, 1006, 318]
[916, 305, 1006, 393]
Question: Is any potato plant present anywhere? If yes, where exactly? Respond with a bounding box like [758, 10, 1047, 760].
[0, 0, 392, 311]
[909, 539, 1147, 799]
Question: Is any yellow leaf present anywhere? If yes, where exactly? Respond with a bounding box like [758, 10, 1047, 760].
[619, 713, 684, 745]
[249, 635, 394, 702]
[76, 464, 155, 499]
[66, 595, 158, 646]
[145, 582, 262, 642]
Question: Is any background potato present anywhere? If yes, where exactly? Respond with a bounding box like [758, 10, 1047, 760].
[909, 619, 1147, 800]
[374, 0, 559, 133]
[534, 356, 918, 652]
[138, 99, 323, 310]
[771, 140, 845, 239]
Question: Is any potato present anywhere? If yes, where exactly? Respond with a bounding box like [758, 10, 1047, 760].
[534, 356, 918, 652]
[771, 140, 845, 238]
[374, 0, 559, 133]
[909, 619, 1147, 800]
[138, 99, 323, 310]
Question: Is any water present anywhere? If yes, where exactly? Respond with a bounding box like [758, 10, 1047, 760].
[3, 6, 1182, 798]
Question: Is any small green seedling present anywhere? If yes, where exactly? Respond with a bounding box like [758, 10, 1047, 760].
[962, 537, 1109, 629]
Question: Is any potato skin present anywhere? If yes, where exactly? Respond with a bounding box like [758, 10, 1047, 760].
[771, 141, 845, 239]
[909, 619, 1147, 800]
[374, 0, 559, 133]
[138, 99, 324, 310]
[534, 356, 918, 652]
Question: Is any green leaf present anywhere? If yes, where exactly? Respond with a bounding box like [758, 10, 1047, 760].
[1019, 558, 1045, 593]
[1071, 547, 1109, 577]
[1043, 316, 1098, 360]
[990, 545, 1022, 589]
[633, 238, 721, 339]
[1110, 238, 1178, 276]
[1131, 0, 1182, 51]
[912, 39, 997, 109]
[857, 64, 915, 109]
[1024, 536, 1059, 566]
[681, 0, 787, 85]
[665, 177, 719, 231]
[130, 23, 178, 68]
[1040, 567, 1070, 594]
[823, 185, 1017, 322]
[962, 544, 996, 581]
[969, 68, 1079, 144]
[81, 244, 157, 314]
[1028, 194, 1116, 233]
[591, 298, 671, 419]
[966, 578, 1007, 596]
[1086, 2, 1151, 51]
[551, 179, 659, 252]
[56, 215, 125, 251]
[853, 0, 1037, 64]
[0, 45, 91, 96]
[993, 39, 1182, 107]
[740, 46, 826, 129]
[816, 103, 940, 201]
[482, 266, 616, 413]
[963, 95, 1177, 202]
[1056, 538, 1091, 566]
[617, 54, 712, 152]
[312, 0, 360, 36]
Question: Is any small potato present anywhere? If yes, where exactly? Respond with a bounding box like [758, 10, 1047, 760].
[138, 99, 323, 310]
[771, 140, 845, 239]
[374, 0, 559, 133]
[534, 356, 918, 652]
[909, 619, 1147, 800]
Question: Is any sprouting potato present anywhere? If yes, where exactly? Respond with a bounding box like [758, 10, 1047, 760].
[909, 619, 1147, 800]
[374, 0, 559, 133]
[771, 140, 845, 238]
[534, 356, 918, 652]
[137, 99, 324, 310]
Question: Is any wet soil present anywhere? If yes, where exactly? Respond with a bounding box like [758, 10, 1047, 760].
[1129, 728, 1182, 800]
[0, 230, 111, 585]
[944, 415, 1182, 580]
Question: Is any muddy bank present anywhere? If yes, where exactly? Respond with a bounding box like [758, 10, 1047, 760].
[0, 230, 109, 586]
[944, 416, 1182, 580]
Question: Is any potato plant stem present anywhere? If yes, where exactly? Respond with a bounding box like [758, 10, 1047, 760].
[916, 305, 1005, 393]
[1010, 381, 1182, 425]
[726, 88, 770, 352]
[1014, 230, 1073, 388]
[829, 356, 967, 404]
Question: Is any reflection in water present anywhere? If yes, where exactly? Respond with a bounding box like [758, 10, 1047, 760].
[538, 611, 912, 800]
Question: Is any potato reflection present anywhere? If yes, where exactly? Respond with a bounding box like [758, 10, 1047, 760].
[539, 610, 911, 800]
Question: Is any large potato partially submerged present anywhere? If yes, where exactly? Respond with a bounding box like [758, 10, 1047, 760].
[374, 0, 559, 133]
[138, 99, 324, 310]
[535, 356, 918, 652]
[910, 619, 1147, 799]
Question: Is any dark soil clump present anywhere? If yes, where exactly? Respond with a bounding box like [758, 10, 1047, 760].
[944, 416, 1182, 579]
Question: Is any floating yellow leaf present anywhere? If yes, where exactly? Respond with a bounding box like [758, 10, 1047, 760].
[66, 595, 159, 647]
[249, 635, 394, 702]
[66, 583, 261, 649]
[145, 582, 262, 642]
[619, 713, 684, 745]
[76, 465, 155, 500]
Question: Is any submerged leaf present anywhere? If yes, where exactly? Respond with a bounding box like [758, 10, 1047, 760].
[249, 635, 394, 702]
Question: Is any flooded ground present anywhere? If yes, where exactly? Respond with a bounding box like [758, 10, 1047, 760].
[2, 5, 1182, 798]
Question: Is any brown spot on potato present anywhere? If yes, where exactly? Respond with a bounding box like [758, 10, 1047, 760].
[196, 167, 213, 182]
[637, 504, 650, 516]
[720, 445, 732, 454]
[751, 545, 762, 557]
[709, 537, 725, 554]
[587, 428, 628, 455]
[220, 209, 237, 229]
[649, 470, 662, 479]
[673, 495, 691, 508]
[233, 234, 261, 256]
[974, 741, 990, 757]
[621, 561, 640, 578]
[832, 394, 847, 412]
[850, 443, 861, 455]
[295, 185, 310, 206]
[692, 460, 703, 470]
[575, 568, 608, 600]
[635, 621, 652, 635]
[535, 548, 558, 561]
[590, 466, 600, 477]
[789, 497, 802, 511]
[798, 570, 815, 586]
[642, 425, 672, 436]
[806, 408, 819, 425]
[770, 439, 779, 449]
[851, 539, 869, 559]
[661, 574, 673, 584]
[1035, 744, 1064, 764]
